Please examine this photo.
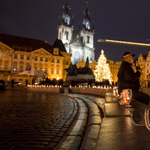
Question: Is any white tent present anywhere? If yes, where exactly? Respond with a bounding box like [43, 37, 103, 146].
[18, 68, 48, 76]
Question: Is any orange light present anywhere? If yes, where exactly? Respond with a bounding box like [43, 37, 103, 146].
[123, 99, 127, 104]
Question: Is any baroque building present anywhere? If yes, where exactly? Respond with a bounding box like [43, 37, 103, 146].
[58, 1, 95, 64]
[133, 51, 150, 88]
[109, 60, 121, 84]
[0, 34, 71, 84]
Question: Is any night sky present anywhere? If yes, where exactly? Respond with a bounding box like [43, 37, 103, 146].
[1, 0, 150, 62]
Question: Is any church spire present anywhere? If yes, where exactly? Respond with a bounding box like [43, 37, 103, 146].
[82, 1, 92, 31]
[60, 0, 73, 27]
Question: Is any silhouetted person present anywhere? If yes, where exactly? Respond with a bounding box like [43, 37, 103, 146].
[25, 79, 28, 86]
[118, 51, 149, 105]
[11, 79, 14, 88]
[32, 78, 35, 85]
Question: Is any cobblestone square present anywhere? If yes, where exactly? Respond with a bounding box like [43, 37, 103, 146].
[0, 90, 75, 149]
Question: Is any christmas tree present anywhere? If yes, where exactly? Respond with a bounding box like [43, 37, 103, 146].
[94, 49, 112, 83]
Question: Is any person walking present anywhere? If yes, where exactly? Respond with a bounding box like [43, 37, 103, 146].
[118, 52, 149, 105]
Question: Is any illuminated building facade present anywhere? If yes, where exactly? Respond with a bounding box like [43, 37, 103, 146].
[0, 34, 71, 84]
[134, 51, 150, 88]
[58, 1, 95, 64]
[109, 60, 121, 84]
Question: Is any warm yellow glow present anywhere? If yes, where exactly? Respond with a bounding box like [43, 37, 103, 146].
[56, 77, 60, 80]
[98, 39, 150, 47]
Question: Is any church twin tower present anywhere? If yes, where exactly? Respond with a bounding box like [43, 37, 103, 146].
[58, 1, 95, 64]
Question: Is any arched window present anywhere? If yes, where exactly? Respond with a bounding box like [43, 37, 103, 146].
[87, 36, 90, 43]
[74, 51, 80, 64]
[59, 32, 61, 39]
[66, 32, 69, 40]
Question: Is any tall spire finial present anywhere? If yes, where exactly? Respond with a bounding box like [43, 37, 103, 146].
[86, 1, 88, 8]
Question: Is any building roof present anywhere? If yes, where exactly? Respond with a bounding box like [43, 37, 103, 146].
[53, 39, 67, 52]
[0, 33, 53, 53]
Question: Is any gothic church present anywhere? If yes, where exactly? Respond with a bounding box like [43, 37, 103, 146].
[58, 1, 95, 64]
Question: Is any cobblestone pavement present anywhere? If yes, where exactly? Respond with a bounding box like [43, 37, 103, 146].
[0, 90, 76, 150]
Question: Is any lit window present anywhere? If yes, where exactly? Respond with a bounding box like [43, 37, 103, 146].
[54, 48, 59, 55]
[20, 66, 23, 72]
[57, 69, 59, 74]
[55, 50, 58, 54]
[4, 64, 8, 70]
[0, 52, 2, 57]
[13, 65, 17, 71]
[51, 68, 54, 74]
[51, 58, 54, 63]
[40, 57, 43, 61]
[5, 52, 9, 58]
[14, 54, 17, 59]
[35, 56, 38, 61]
[45, 68, 48, 73]
[45, 57, 48, 62]
[27, 55, 30, 60]
[57, 59, 60, 63]
[20, 54, 24, 59]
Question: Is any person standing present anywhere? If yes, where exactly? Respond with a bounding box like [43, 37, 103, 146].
[118, 52, 149, 105]
[25, 79, 28, 86]
[11, 78, 14, 88]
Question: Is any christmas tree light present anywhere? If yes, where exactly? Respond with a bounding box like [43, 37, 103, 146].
[94, 49, 112, 83]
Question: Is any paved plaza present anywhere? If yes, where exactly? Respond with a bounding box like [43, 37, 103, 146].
[0, 89, 76, 150]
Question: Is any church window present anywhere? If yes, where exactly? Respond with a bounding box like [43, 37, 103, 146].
[51, 58, 54, 63]
[40, 57, 43, 61]
[14, 54, 17, 59]
[69, 47, 72, 53]
[5, 52, 9, 58]
[35, 56, 38, 61]
[87, 36, 90, 43]
[60, 32, 61, 39]
[0, 52, 2, 57]
[27, 55, 30, 60]
[81, 37, 83, 42]
[20, 54, 24, 59]
[147, 63, 149, 67]
[51, 68, 54, 74]
[66, 31, 69, 40]
[74, 51, 80, 64]
[147, 70, 149, 73]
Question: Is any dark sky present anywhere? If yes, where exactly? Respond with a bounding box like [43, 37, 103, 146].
[1, 0, 150, 62]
